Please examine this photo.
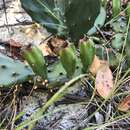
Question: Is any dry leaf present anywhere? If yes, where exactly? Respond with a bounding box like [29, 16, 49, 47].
[118, 96, 130, 112]
[95, 65, 113, 99]
[90, 55, 101, 75]
[90, 55, 108, 75]
[38, 44, 54, 56]
[8, 39, 22, 48]
[49, 37, 67, 54]
[24, 23, 46, 40]
[6, 39, 22, 59]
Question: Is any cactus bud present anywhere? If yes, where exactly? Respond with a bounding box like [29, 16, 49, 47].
[79, 39, 95, 73]
[59, 44, 77, 78]
[126, 2, 130, 18]
[22, 45, 47, 79]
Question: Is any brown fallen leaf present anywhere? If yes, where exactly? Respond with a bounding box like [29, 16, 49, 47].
[48, 37, 68, 54]
[38, 43, 54, 56]
[8, 39, 22, 48]
[6, 39, 22, 59]
[95, 65, 113, 99]
[90, 55, 108, 75]
[118, 96, 130, 112]
[23, 23, 46, 40]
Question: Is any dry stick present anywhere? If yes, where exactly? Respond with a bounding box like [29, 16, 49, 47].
[11, 85, 18, 130]
[2, 0, 10, 33]
[0, 21, 35, 28]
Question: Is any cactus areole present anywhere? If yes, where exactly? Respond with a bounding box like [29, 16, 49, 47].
[20, 0, 100, 42]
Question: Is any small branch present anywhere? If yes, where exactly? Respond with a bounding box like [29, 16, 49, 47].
[2, 0, 10, 32]
[0, 21, 35, 28]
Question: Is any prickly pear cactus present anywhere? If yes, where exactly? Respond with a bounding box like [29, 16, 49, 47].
[43, 59, 82, 88]
[20, 0, 100, 41]
[22, 45, 47, 79]
[96, 46, 121, 67]
[126, 30, 130, 66]
[48, 61, 66, 79]
[111, 33, 124, 50]
[79, 39, 95, 73]
[0, 53, 34, 87]
[59, 45, 77, 77]
[87, 7, 106, 35]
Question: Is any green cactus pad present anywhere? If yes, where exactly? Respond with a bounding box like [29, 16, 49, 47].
[0, 53, 34, 87]
[126, 3, 130, 17]
[22, 45, 47, 79]
[112, 33, 124, 50]
[87, 7, 106, 35]
[79, 39, 95, 73]
[59, 45, 77, 77]
[96, 46, 121, 67]
[126, 30, 130, 66]
[20, 0, 100, 42]
[47, 59, 82, 88]
[48, 61, 66, 81]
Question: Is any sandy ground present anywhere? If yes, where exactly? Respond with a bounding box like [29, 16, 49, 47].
[0, 0, 49, 44]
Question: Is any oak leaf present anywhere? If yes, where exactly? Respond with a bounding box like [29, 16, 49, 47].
[118, 96, 130, 112]
[95, 65, 113, 99]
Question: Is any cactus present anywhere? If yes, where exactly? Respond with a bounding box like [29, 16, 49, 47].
[59, 44, 77, 78]
[47, 61, 67, 88]
[44, 59, 82, 88]
[111, 33, 124, 50]
[96, 46, 121, 67]
[79, 39, 95, 73]
[126, 30, 130, 66]
[112, 0, 121, 17]
[22, 45, 47, 79]
[126, 2, 130, 17]
[0, 53, 34, 87]
[20, 0, 100, 42]
[87, 7, 106, 35]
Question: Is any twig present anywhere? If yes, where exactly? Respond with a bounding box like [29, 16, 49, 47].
[0, 21, 34, 28]
[2, 0, 10, 33]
